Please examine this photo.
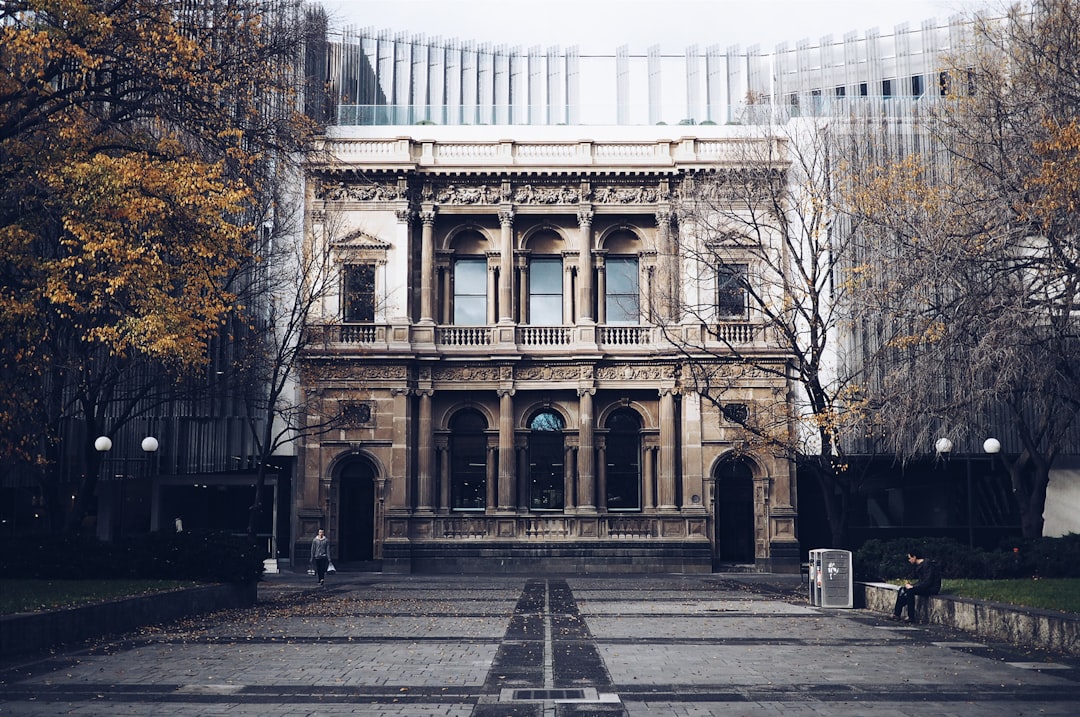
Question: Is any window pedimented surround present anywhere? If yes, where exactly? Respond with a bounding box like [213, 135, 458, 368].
[331, 228, 392, 264]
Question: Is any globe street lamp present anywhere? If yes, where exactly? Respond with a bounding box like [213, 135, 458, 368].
[983, 437, 1001, 455]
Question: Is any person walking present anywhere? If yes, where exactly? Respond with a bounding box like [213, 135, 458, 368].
[310, 529, 331, 585]
[892, 547, 941, 623]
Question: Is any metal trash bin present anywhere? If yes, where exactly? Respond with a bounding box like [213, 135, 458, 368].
[808, 548, 852, 608]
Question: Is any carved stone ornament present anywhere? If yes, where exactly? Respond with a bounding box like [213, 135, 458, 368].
[340, 401, 374, 427]
[434, 183, 503, 204]
[432, 365, 502, 382]
[593, 185, 660, 204]
[595, 364, 670, 381]
[516, 365, 580, 381]
[512, 183, 581, 204]
[316, 180, 408, 202]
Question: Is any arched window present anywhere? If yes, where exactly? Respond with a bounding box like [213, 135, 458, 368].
[450, 410, 487, 510]
[605, 409, 641, 510]
[528, 410, 565, 510]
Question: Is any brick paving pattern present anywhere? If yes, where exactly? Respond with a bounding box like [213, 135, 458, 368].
[1, 572, 1078, 716]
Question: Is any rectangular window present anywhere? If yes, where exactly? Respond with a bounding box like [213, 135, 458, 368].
[911, 74, 924, 97]
[453, 258, 487, 325]
[605, 257, 639, 325]
[529, 258, 563, 324]
[343, 264, 375, 322]
[717, 264, 748, 318]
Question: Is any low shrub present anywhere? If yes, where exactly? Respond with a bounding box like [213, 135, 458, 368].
[853, 534, 1080, 582]
[1, 531, 265, 584]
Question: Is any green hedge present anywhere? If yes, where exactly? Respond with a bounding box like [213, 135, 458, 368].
[0, 531, 265, 584]
[854, 534, 1080, 582]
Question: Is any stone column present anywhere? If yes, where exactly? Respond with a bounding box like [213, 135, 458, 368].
[498, 207, 515, 322]
[419, 207, 437, 323]
[657, 388, 678, 510]
[487, 262, 498, 325]
[416, 389, 434, 512]
[643, 442, 656, 510]
[655, 209, 673, 321]
[562, 254, 575, 323]
[594, 253, 607, 325]
[576, 208, 594, 322]
[389, 387, 412, 510]
[576, 388, 596, 512]
[564, 444, 577, 510]
[436, 436, 450, 512]
[596, 438, 607, 512]
[516, 438, 529, 510]
[486, 443, 498, 512]
[498, 388, 516, 510]
[517, 255, 529, 323]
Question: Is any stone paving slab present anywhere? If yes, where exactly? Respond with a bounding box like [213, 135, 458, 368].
[1, 572, 1078, 717]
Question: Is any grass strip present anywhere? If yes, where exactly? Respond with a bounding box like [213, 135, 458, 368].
[0, 579, 197, 615]
[941, 578, 1080, 614]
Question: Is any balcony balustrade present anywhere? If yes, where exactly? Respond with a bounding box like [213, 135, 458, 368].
[321, 321, 762, 351]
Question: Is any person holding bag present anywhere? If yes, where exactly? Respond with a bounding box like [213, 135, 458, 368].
[310, 529, 331, 586]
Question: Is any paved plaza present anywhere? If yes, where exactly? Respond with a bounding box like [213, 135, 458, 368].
[2, 571, 1079, 716]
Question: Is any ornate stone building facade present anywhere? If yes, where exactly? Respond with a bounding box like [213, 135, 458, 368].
[296, 125, 800, 573]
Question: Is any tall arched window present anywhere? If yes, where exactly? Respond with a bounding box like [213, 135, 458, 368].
[528, 410, 565, 510]
[605, 409, 641, 510]
[450, 410, 487, 510]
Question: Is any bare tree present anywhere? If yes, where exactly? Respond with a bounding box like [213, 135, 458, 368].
[665, 119, 871, 547]
[849, 0, 1080, 539]
[232, 175, 347, 538]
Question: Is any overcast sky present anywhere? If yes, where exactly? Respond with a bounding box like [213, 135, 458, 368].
[320, 0, 996, 53]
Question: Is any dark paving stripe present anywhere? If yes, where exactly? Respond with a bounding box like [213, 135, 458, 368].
[483, 579, 546, 690]
[547, 579, 616, 692]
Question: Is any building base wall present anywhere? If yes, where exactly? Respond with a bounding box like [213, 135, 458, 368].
[382, 539, 713, 574]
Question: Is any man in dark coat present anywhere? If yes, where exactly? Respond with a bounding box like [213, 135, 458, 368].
[892, 548, 942, 623]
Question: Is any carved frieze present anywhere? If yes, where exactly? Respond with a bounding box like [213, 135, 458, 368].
[595, 364, 674, 381]
[432, 365, 502, 382]
[516, 365, 580, 381]
[435, 183, 504, 204]
[316, 180, 408, 202]
[512, 183, 581, 204]
[593, 185, 661, 204]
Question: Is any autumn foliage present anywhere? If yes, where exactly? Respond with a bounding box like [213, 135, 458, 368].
[0, 0, 316, 529]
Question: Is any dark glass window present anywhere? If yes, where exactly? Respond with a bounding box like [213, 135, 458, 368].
[605, 409, 641, 511]
[343, 264, 375, 322]
[717, 264, 748, 318]
[606, 257, 639, 324]
[450, 410, 487, 510]
[454, 258, 487, 325]
[529, 258, 563, 324]
[528, 410, 565, 510]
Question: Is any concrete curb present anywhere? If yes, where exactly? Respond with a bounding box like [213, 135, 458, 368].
[0, 582, 257, 659]
[858, 581, 1080, 656]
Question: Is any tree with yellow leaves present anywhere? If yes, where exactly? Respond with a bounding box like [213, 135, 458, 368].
[0, 0, 320, 532]
[849, 0, 1080, 540]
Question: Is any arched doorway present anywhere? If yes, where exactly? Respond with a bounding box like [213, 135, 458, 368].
[714, 459, 756, 563]
[338, 458, 376, 562]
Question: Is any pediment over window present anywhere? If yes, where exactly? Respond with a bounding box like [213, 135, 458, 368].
[332, 229, 392, 250]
